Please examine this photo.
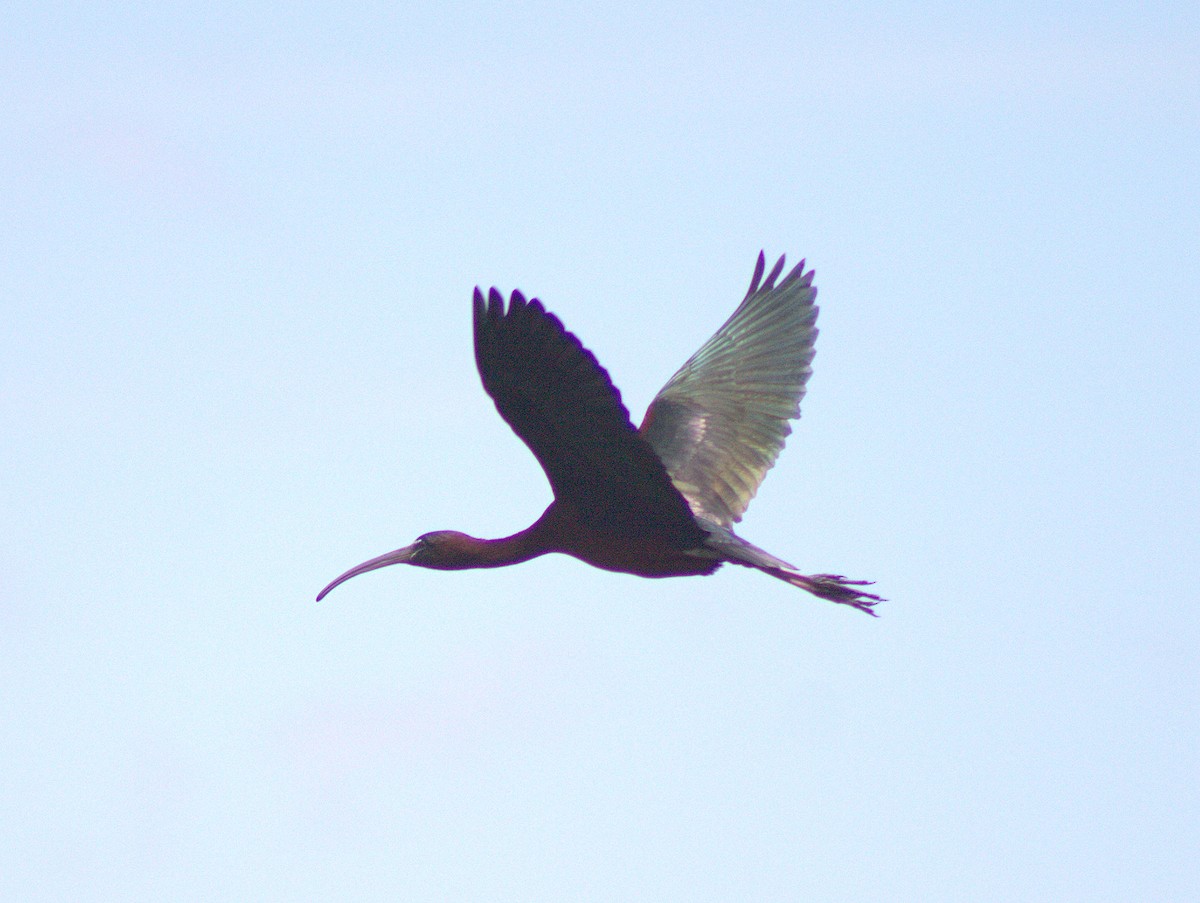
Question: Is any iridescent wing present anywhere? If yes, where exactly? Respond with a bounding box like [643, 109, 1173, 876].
[639, 253, 819, 527]
[474, 288, 707, 547]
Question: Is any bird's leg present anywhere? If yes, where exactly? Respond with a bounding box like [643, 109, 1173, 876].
[779, 571, 884, 616]
[700, 527, 884, 616]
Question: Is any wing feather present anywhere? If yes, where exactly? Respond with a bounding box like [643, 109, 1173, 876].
[639, 252, 819, 527]
[474, 288, 706, 546]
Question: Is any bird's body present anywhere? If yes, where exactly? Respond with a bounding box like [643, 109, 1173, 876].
[318, 253, 881, 614]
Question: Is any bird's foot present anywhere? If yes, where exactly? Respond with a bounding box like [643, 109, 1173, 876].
[807, 574, 884, 616]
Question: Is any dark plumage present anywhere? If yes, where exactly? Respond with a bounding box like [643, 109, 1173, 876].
[318, 253, 882, 614]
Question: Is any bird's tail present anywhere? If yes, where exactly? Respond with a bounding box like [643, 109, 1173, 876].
[764, 568, 883, 616]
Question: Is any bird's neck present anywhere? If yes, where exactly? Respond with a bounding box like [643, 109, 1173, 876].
[445, 511, 559, 569]
[462, 532, 545, 567]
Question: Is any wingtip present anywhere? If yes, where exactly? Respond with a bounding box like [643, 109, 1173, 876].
[780, 257, 814, 292]
[746, 251, 768, 299]
[762, 254, 787, 292]
[746, 251, 799, 298]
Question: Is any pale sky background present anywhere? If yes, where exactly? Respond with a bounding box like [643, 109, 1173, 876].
[3, 2, 1198, 900]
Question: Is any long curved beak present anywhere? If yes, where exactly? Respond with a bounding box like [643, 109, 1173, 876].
[316, 543, 419, 601]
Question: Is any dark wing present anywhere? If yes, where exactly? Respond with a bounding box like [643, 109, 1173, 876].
[474, 288, 707, 546]
[639, 252, 818, 527]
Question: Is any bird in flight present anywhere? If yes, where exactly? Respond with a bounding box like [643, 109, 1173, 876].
[318, 253, 881, 614]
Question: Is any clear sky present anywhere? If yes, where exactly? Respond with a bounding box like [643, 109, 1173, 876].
[3, 2, 1198, 900]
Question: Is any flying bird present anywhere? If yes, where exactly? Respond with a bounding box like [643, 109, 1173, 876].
[318, 253, 881, 614]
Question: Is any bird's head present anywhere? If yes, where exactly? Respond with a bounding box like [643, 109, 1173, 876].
[316, 531, 481, 601]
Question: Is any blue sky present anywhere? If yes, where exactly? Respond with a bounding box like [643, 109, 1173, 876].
[3, 2, 1198, 899]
